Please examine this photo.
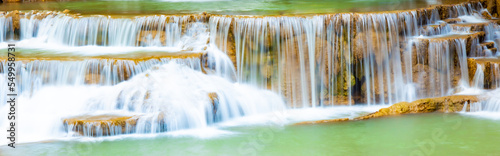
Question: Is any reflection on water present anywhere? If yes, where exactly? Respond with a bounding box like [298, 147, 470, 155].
[0, 0, 467, 15]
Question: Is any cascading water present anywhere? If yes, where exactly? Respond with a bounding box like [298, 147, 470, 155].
[1, 58, 204, 95]
[472, 63, 485, 88]
[208, 3, 485, 106]
[2, 0, 500, 144]
[0, 16, 13, 42]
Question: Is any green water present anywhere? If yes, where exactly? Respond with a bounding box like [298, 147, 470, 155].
[1, 113, 499, 156]
[0, 0, 464, 15]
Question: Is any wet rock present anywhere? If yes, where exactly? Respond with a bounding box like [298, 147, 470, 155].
[4, 10, 20, 39]
[137, 30, 167, 46]
[480, 41, 495, 49]
[208, 92, 219, 116]
[481, 10, 493, 19]
[63, 115, 140, 136]
[468, 57, 500, 89]
[355, 95, 479, 120]
[294, 95, 479, 125]
[451, 22, 490, 32]
[442, 18, 462, 23]
[322, 95, 354, 106]
[85, 73, 102, 84]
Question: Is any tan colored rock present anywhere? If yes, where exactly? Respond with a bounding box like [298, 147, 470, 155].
[322, 95, 354, 106]
[4, 10, 20, 39]
[355, 95, 479, 120]
[63, 115, 140, 136]
[208, 92, 219, 115]
[294, 95, 479, 125]
[468, 57, 500, 89]
[480, 41, 495, 49]
[443, 18, 462, 23]
[481, 10, 493, 19]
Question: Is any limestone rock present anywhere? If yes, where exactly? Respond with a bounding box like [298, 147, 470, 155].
[354, 95, 479, 120]
[63, 115, 140, 136]
[208, 92, 219, 116]
[443, 18, 462, 23]
[468, 57, 500, 89]
[294, 95, 479, 125]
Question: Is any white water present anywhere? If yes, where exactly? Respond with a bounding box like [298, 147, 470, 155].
[2, 1, 500, 145]
[0, 56, 287, 144]
[0, 16, 13, 42]
[460, 88, 500, 119]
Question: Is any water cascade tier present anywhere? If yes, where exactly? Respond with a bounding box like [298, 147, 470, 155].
[2, 0, 500, 140]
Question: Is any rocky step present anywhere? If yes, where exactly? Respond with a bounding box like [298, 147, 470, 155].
[0, 51, 207, 63]
[416, 31, 485, 43]
[63, 93, 219, 137]
[489, 18, 500, 25]
[450, 22, 492, 32]
[480, 41, 496, 49]
[476, 41, 498, 57]
[419, 22, 450, 36]
[480, 9, 494, 20]
[484, 48, 498, 57]
[295, 95, 479, 125]
[63, 115, 140, 136]
[442, 18, 462, 24]
[413, 32, 486, 58]
[487, 47, 498, 53]
[467, 57, 500, 89]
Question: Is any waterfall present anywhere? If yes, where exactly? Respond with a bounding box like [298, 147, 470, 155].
[0, 51, 286, 139]
[472, 63, 485, 88]
[2, 0, 499, 141]
[493, 64, 500, 88]
[0, 16, 13, 42]
[1, 58, 204, 96]
[1, 2, 488, 107]
[467, 88, 500, 113]
[60, 61, 285, 136]
[19, 12, 209, 50]
[208, 6, 465, 106]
